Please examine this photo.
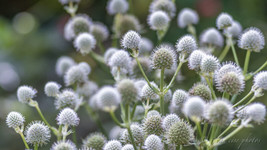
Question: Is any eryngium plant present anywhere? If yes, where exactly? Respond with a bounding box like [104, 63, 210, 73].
[6, 0, 267, 150]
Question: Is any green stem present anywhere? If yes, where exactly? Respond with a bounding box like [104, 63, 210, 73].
[233, 91, 253, 107]
[34, 144, 38, 150]
[202, 123, 208, 140]
[57, 125, 63, 141]
[230, 39, 240, 66]
[125, 104, 129, 122]
[109, 111, 124, 128]
[243, 50, 251, 75]
[160, 68, 165, 115]
[217, 125, 244, 146]
[246, 59, 267, 80]
[97, 42, 105, 54]
[204, 77, 216, 99]
[234, 96, 257, 113]
[217, 124, 233, 139]
[209, 125, 217, 141]
[188, 24, 197, 41]
[33, 102, 51, 129]
[130, 103, 137, 120]
[62, 125, 69, 142]
[89, 51, 105, 64]
[196, 121, 203, 138]
[17, 129, 30, 149]
[126, 125, 138, 150]
[72, 126, 77, 145]
[219, 43, 230, 61]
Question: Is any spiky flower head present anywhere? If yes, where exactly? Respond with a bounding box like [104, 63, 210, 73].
[254, 71, 267, 90]
[6, 111, 25, 129]
[121, 124, 144, 146]
[188, 50, 206, 71]
[163, 114, 180, 130]
[109, 126, 123, 140]
[141, 82, 159, 100]
[182, 96, 206, 119]
[97, 86, 121, 112]
[138, 38, 153, 53]
[121, 30, 141, 49]
[104, 48, 118, 64]
[44, 81, 61, 97]
[200, 28, 224, 48]
[151, 45, 176, 69]
[164, 89, 172, 102]
[144, 135, 163, 150]
[200, 55, 219, 73]
[166, 120, 194, 145]
[149, 0, 176, 18]
[238, 27, 265, 52]
[189, 82, 212, 100]
[148, 11, 170, 30]
[134, 79, 147, 93]
[246, 103, 266, 124]
[90, 22, 109, 42]
[103, 140, 122, 150]
[58, 0, 80, 5]
[122, 144, 134, 150]
[57, 108, 80, 126]
[78, 62, 91, 75]
[17, 85, 37, 103]
[109, 50, 132, 71]
[117, 79, 139, 104]
[143, 115, 164, 136]
[177, 8, 199, 28]
[70, 15, 91, 36]
[51, 140, 77, 150]
[216, 13, 233, 29]
[172, 89, 189, 106]
[74, 33, 96, 55]
[83, 132, 107, 150]
[25, 121, 51, 146]
[107, 0, 129, 15]
[55, 56, 76, 76]
[176, 35, 197, 54]
[77, 81, 98, 98]
[64, 65, 88, 86]
[147, 110, 160, 118]
[113, 14, 141, 37]
[225, 21, 242, 38]
[206, 99, 234, 126]
[55, 89, 78, 110]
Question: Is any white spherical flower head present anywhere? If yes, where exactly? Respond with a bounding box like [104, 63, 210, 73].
[74, 33, 96, 55]
[104, 140, 122, 150]
[120, 124, 144, 145]
[77, 81, 98, 98]
[55, 56, 76, 76]
[57, 108, 80, 126]
[122, 144, 134, 150]
[121, 30, 141, 49]
[97, 86, 121, 112]
[64, 19, 75, 41]
[246, 103, 266, 124]
[64, 65, 88, 86]
[138, 38, 154, 53]
[55, 89, 78, 110]
[200, 55, 219, 73]
[59, 0, 80, 5]
[238, 27, 265, 52]
[178, 8, 199, 28]
[188, 50, 207, 71]
[149, 0, 176, 18]
[141, 82, 159, 100]
[78, 62, 91, 75]
[176, 35, 197, 54]
[44, 81, 61, 97]
[6, 111, 25, 129]
[70, 15, 91, 36]
[144, 134, 163, 150]
[182, 96, 206, 119]
[254, 71, 267, 90]
[51, 140, 77, 150]
[200, 28, 224, 48]
[163, 114, 180, 130]
[17, 85, 37, 103]
[172, 89, 189, 106]
[225, 21, 242, 38]
[90, 22, 109, 42]
[104, 48, 118, 64]
[151, 45, 177, 69]
[109, 126, 123, 140]
[107, 0, 129, 15]
[148, 11, 170, 30]
[25, 121, 51, 146]
[216, 13, 233, 29]
[109, 50, 132, 71]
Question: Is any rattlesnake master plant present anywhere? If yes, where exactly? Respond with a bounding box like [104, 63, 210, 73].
[6, 0, 267, 150]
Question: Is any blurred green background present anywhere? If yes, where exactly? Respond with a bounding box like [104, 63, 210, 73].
[0, 0, 267, 149]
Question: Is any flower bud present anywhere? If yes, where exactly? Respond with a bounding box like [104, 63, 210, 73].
[74, 33, 96, 55]
[6, 111, 25, 129]
[182, 96, 206, 119]
[122, 144, 134, 150]
[55, 56, 76, 76]
[200, 28, 224, 48]
[189, 82, 211, 100]
[246, 103, 266, 124]
[172, 89, 188, 106]
[176, 35, 197, 54]
[117, 79, 139, 104]
[25, 121, 51, 146]
[83, 132, 107, 150]
[138, 38, 153, 54]
[57, 108, 80, 126]
[104, 48, 118, 64]
[17, 85, 37, 103]
[121, 124, 144, 146]
[225, 21, 242, 38]
[51, 140, 77, 150]
[143, 115, 164, 136]
[152, 45, 176, 69]
[149, 0, 176, 18]
[216, 13, 233, 29]
[141, 82, 159, 100]
[90, 22, 109, 42]
[144, 135, 163, 150]
[97, 86, 121, 112]
[70, 15, 91, 36]
[103, 140, 122, 150]
[177, 8, 199, 28]
[44, 81, 61, 97]
[188, 50, 206, 71]
[163, 114, 180, 130]
[109, 50, 132, 72]
[200, 55, 219, 73]
[55, 89, 78, 110]
[113, 14, 141, 37]
[64, 65, 88, 86]
[107, 0, 129, 15]
[148, 11, 170, 30]
[121, 30, 141, 49]
[253, 71, 267, 90]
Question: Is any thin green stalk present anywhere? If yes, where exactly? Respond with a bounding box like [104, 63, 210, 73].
[164, 60, 184, 93]
[217, 124, 233, 139]
[130, 103, 137, 120]
[202, 123, 208, 140]
[230, 39, 240, 66]
[72, 126, 77, 145]
[243, 50, 251, 75]
[230, 94, 238, 104]
[97, 42, 105, 54]
[62, 125, 69, 142]
[57, 125, 63, 141]
[109, 111, 124, 128]
[219, 43, 230, 61]
[204, 77, 216, 99]
[126, 125, 138, 150]
[17, 129, 30, 149]
[125, 104, 129, 122]
[196, 121, 203, 138]
[89, 51, 105, 64]
[233, 91, 253, 107]
[209, 125, 217, 141]
[216, 125, 244, 147]
[34, 144, 38, 150]
[188, 24, 197, 41]
[160, 68, 165, 115]
[246, 59, 267, 80]
[235, 96, 257, 113]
